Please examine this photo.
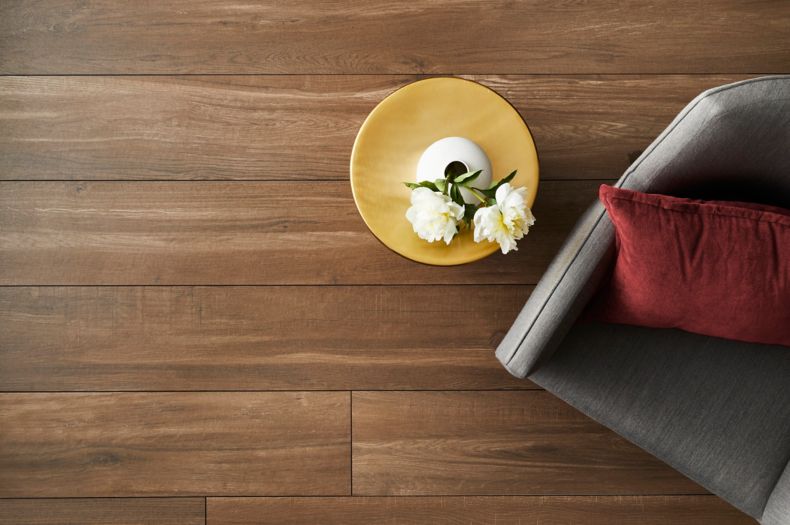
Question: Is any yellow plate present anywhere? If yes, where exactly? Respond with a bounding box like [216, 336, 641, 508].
[350, 77, 539, 266]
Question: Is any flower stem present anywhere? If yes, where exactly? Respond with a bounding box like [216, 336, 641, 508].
[467, 187, 487, 203]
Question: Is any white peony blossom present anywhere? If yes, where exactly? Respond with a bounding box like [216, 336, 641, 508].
[473, 183, 535, 254]
[405, 187, 465, 244]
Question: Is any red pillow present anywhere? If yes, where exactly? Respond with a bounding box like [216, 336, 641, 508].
[592, 185, 790, 347]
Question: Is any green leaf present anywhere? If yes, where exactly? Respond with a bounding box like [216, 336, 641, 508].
[476, 170, 518, 199]
[434, 178, 447, 194]
[403, 180, 439, 192]
[454, 170, 482, 186]
[464, 203, 477, 224]
[477, 187, 496, 199]
[486, 170, 517, 190]
[450, 184, 465, 207]
[500, 170, 518, 186]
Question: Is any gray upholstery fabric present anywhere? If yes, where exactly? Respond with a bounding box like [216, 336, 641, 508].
[496, 76, 790, 521]
[764, 462, 790, 525]
[530, 322, 790, 519]
[495, 200, 615, 377]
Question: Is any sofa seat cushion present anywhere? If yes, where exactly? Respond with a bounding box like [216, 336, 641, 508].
[530, 321, 790, 519]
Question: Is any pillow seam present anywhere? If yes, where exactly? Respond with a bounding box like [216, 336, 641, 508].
[606, 194, 790, 227]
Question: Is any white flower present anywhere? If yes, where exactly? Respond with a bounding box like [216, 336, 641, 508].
[405, 187, 464, 244]
[473, 183, 535, 254]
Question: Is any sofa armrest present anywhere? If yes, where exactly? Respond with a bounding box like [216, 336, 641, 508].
[495, 200, 614, 377]
[761, 458, 790, 525]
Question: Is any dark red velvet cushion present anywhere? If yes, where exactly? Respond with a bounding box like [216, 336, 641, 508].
[592, 185, 790, 346]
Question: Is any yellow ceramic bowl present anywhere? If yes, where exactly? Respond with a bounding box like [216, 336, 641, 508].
[350, 77, 539, 266]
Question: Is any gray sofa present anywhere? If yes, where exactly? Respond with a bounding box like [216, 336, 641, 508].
[497, 76, 790, 524]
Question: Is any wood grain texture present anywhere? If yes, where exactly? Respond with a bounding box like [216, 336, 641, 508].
[0, 286, 533, 391]
[0, 1, 780, 522]
[0, 498, 205, 525]
[0, 392, 349, 497]
[0, 180, 600, 285]
[1, 1, 788, 74]
[0, 75, 746, 181]
[208, 496, 756, 525]
[352, 391, 706, 495]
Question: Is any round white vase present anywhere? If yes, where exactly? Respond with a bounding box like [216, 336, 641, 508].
[415, 137, 493, 204]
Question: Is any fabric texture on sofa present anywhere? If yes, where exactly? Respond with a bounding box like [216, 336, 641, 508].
[496, 76, 790, 522]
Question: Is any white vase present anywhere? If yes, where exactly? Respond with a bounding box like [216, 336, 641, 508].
[415, 137, 493, 204]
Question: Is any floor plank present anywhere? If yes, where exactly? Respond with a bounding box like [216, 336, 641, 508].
[207, 496, 755, 524]
[0, 75, 746, 181]
[0, 498, 205, 525]
[0, 392, 349, 497]
[0, 1, 783, 523]
[0, 286, 534, 391]
[1, 2, 787, 74]
[0, 180, 600, 285]
[352, 391, 706, 495]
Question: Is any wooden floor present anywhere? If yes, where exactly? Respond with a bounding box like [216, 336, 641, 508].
[1, 2, 788, 523]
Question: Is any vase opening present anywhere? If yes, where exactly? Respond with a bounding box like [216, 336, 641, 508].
[444, 161, 469, 180]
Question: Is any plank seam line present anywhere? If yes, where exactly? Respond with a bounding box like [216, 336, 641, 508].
[0, 284, 538, 288]
[0, 493, 714, 499]
[0, 72, 783, 77]
[0, 178, 611, 183]
[349, 391, 354, 497]
[0, 389, 543, 394]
